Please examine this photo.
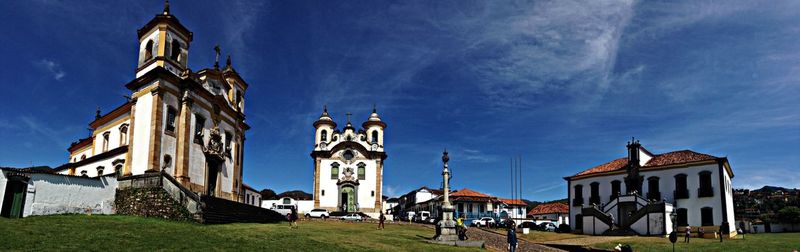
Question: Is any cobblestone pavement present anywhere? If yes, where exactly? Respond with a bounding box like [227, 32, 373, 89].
[541, 236, 627, 246]
[466, 228, 566, 252]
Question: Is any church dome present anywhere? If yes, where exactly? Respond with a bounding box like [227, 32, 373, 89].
[313, 105, 337, 128]
[362, 105, 387, 129]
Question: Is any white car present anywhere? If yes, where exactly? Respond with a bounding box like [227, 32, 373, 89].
[474, 217, 496, 227]
[305, 209, 330, 219]
[541, 222, 558, 232]
[341, 213, 363, 221]
[270, 204, 296, 217]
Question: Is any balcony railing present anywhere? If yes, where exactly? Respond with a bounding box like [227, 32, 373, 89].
[589, 195, 601, 205]
[572, 197, 584, 206]
[698, 187, 714, 198]
[646, 191, 661, 201]
[674, 189, 690, 199]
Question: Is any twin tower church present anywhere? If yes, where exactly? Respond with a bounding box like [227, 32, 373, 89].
[52, 2, 387, 213]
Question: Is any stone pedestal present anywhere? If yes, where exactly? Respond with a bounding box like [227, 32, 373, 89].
[434, 207, 458, 241]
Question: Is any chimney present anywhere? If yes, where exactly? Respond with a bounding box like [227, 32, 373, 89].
[627, 137, 641, 167]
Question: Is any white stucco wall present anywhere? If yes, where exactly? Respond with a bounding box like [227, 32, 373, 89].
[262, 198, 315, 214]
[131, 86, 154, 175]
[73, 152, 127, 177]
[0, 172, 118, 217]
[569, 162, 734, 231]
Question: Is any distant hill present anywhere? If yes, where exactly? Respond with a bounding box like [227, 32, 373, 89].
[0, 166, 55, 173]
[754, 186, 798, 193]
[523, 198, 567, 210]
[261, 190, 312, 200]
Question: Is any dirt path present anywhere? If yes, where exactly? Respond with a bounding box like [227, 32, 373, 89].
[466, 228, 566, 252]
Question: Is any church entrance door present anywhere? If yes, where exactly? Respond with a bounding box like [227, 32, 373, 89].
[206, 160, 220, 197]
[1, 179, 28, 218]
[340, 186, 355, 212]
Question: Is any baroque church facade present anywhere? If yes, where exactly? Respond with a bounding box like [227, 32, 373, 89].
[54, 3, 250, 202]
[311, 107, 387, 215]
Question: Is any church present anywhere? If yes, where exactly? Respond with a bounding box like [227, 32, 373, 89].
[311, 107, 387, 217]
[53, 1, 250, 203]
[564, 139, 736, 238]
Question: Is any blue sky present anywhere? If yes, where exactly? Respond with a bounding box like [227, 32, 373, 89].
[0, 0, 798, 201]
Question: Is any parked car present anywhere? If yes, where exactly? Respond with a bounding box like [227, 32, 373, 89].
[473, 217, 496, 227]
[540, 222, 558, 232]
[270, 204, 296, 217]
[415, 211, 431, 222]
[341, 213, 363, 221]
[305, 209, 330, 219]
[517, 221, 537, 229]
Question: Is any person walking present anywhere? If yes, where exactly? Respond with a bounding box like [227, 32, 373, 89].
[719, 223, 725, 243]
[290, 208, 299, 229]
[378, 212, 386, 230]
[698, 226, 705, 238]
[507, 226, 518, 252]
[684, 225, 691, 243]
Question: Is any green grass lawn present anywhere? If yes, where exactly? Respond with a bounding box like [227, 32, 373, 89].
[0, 215, 483, 251]
[590, 233, 800, 252]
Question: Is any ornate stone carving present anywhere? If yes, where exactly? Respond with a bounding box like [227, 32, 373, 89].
[203, 126, 225, 161]
[338, 167, 358, 184]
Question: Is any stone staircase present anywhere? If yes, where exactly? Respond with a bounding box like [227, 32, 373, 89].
[200, 195, 285, 224]
[118, 171, 284, 224]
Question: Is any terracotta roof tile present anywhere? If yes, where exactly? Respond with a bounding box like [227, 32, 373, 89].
[527, 202, 569, 215]
[450, 188, 491, 198]
[644, 150, 717, 167]
[570, 149, 719, 178]
[498, 198, 527, 206]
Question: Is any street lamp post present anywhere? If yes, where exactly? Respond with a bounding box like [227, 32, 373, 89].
[434, 149, 458, 241]
[668, 211, 678, 252]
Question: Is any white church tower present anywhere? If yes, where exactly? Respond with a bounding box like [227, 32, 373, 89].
[311, 106, 387, 215]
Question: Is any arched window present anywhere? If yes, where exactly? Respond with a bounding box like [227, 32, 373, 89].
[81, 154, 86, 160]
[144, 40, 154, 60]
[357, 163, 366, 180]
[331, 163, 339, 179]
[96, 166, 104, 176]
[170, 39, 181, 62]
[162, 155, 172, 170]
[321, 130, 328, 142]
[166, 106, 177, 133]
[371, 131, 378, 143]
[119, 123, 129, 145]
[80, 170, 88, 177]
[102, 131, 110, 152]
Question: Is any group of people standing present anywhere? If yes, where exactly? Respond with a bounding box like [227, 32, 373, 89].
[683, 224, 728, 243]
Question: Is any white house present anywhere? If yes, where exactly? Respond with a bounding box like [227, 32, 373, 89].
[564, 139, 735, 237]
[242, 184, 261, 207]
[311, 107, 387, 217]
[1, 168, 118, 218]
[528, 202, 569, 225]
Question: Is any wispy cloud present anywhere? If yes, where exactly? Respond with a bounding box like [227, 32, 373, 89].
[33, 59, 66, 81]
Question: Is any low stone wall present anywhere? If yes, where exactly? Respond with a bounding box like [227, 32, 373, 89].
[115, 187, 194, 221]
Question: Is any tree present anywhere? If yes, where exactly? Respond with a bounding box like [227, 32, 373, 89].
[777, 206, 800, 231]
[260, 189, 277, 200]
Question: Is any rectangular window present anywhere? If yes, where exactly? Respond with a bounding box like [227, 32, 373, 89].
[225, 131, 233, 157]
[467, 203, 473, 213]
[674, 174, 689, 199]
[698, 171, 714, 197]
[357, 166, 365, 180]
[479, 204, 485, 213]
[194, 115, 205, 144]
[457, 203, 463, 213]
[102, 132, 110, 152]
[589, 182, 600, 205]
[166, 106, 177, 133]
[701, 207, 714, 226]
[573, 185, 584, 206]
[677, 208, 688, 226]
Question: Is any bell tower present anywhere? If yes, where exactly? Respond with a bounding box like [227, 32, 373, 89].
[135, 0, 194, 78]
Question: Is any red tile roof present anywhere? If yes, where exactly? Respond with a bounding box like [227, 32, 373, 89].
[528, 202, 569, 215]
[451, 188, 491, 198]
[569, 149, 719, 178]
[498, 198, 527, 206]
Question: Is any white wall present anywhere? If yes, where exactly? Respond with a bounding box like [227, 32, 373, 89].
[569, 162, 734, 231]
[262, 197, 314, 214]
[0, 172, 118, 217]
[131, 84, 155, 175]
[73, 152, 127, 177]
[317, 149, 379, 211]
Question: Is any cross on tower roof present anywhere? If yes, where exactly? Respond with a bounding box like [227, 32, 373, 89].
[346, 112, 352, 123]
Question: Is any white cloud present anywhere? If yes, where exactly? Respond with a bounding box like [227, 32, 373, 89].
[33, 59, 66, 81]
